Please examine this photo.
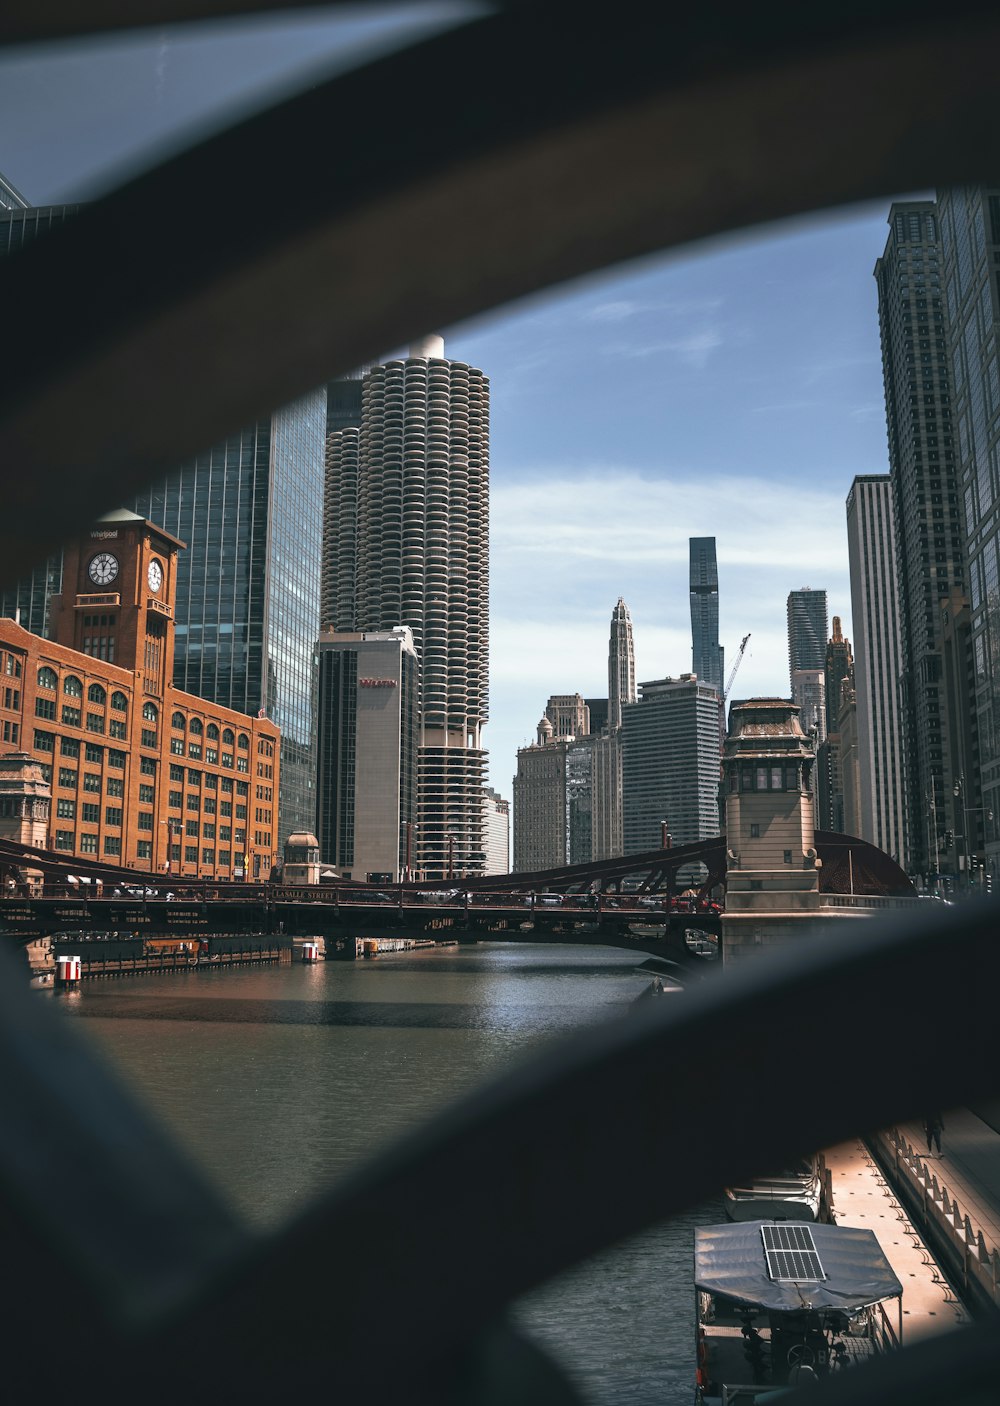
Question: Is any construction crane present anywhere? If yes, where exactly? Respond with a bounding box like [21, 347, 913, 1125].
[723, 632, 751, 701]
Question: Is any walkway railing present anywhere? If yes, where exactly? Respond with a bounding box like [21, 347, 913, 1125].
[870, 1126, 1000, 1314]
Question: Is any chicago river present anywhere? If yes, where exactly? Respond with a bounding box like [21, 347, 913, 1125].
[57, 942, 715, 1405]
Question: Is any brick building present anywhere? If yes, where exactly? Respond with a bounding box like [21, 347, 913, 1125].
[0, 510, 280, 880]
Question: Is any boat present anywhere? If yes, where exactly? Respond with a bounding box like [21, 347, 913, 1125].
[694, 1219, 902, 1403]
[723, 1155, 824, 1223]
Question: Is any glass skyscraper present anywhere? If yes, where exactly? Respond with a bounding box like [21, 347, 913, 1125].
[937, 186, 997, 878]
[0, 183, 327, 845]
[0, 187, 77, 636]
[689, 536, 724, 693]
[875, 200, 967, 878]
[130, 390, 327, 843]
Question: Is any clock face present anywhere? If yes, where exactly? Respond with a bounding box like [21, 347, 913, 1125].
[147, 559, 163, 594]
[88, 552, 119, 586]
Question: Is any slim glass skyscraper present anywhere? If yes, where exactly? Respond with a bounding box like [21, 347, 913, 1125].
[689, 537, 724, 693]
[875, 200, 966, 877]
[846, 475, 908, 866]
[130, 390, 327, 843]
[937, 186, 998, 881]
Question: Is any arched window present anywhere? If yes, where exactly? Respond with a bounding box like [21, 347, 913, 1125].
[222, 728, 235, 746]
[206, 723, 219, 741]
[62, 673, 81, 696]
[172, 711, 186, 730]
[111, 691, 128, 713]
[142, 702, 158, 722]
[88, 683, 106, 705]
[238, 733, 250, 750]
[189, 718, 203, 736]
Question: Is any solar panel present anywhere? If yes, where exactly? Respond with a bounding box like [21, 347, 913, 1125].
[760, 1224, 826, 1281]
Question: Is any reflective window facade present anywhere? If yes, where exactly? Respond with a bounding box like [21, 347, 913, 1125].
[130, 389, 326, 843]
[689, 536, 724, 694]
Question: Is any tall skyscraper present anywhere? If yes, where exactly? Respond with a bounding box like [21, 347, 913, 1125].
[875, 200, 967, 878]
[689, 536, 724, 693]
[787, 588, 828, 675]
[130, 391, 327, 844]
[322, 336, 490, 880]
[937, 186, 996, 880]
[1, 194, 80, 636]
[1, 195, 327, 846]
[816, 618, 854, 832]
[482, 786, 510, 875]
[315, 627, 419, 881]
[846, 475, 908, 866]
[621, 675, 721, 853]
[787, 588, 829, 742]
[513, 717, 570, 872]
[608, 598, 636, 730]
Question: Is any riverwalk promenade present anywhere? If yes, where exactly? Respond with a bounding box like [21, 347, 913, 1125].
[855, 1103, 1000, 1325]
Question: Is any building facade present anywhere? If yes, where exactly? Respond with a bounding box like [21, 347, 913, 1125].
[690, 536, 724, 694]
[846, 475, 909, 866]
[620, 675, 721, 853]
[937, 186, 999, 880]
[130, 391, 326, 848]
[0, 193, 322, 848]
[322, 337, 490, 880]
[875, 200, 967, 879]
[0, 196, 80, 638]
[0, 511, 280, 878]
[315, 628, 419, 882]
[544, 693, 590, 739]
[513, 720, 569, 872]
[483, 786, 510, 875]
[607, 598, 636, 731]
[816, 618, 854, 832]
[787, 588, 828, 742]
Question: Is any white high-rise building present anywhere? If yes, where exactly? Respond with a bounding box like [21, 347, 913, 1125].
[482, 786, 510, 875]
[323, 337, 490, 880]
[846, 475, 908, 867]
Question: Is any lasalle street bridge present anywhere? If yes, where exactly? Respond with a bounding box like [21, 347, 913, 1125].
[0, 830, 915, 974]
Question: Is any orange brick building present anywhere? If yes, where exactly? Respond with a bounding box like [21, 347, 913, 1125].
[0, 509, 280, 879]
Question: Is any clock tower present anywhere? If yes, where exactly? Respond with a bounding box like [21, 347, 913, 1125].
[50, 508, 183, 700]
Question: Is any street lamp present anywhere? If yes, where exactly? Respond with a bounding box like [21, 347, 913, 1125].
[660, 820, 672, 849]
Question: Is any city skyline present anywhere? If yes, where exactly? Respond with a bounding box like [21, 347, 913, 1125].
[0, 20, 910, 801]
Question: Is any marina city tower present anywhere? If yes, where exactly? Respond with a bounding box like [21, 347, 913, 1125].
[322, 337, 490, 880]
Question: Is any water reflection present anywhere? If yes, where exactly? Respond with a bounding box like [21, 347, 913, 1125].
[63, 942, 715, 1404]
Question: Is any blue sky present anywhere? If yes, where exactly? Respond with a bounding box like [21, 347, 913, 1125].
[0, 7, 906, 797]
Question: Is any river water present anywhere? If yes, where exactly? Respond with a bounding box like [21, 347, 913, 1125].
[60, 941, 720, 1404]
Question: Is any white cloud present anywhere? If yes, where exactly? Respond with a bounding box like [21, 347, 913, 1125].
[485, 466, 853, 794]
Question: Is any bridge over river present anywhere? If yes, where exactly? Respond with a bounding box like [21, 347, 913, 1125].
[0, 829, 913, 974]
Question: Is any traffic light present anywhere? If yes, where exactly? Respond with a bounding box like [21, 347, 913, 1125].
[987, 874, 994, 894]
[944, 830, 954, 849]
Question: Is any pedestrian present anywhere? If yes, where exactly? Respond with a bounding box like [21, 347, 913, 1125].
[924, 1112, 944, 1155]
